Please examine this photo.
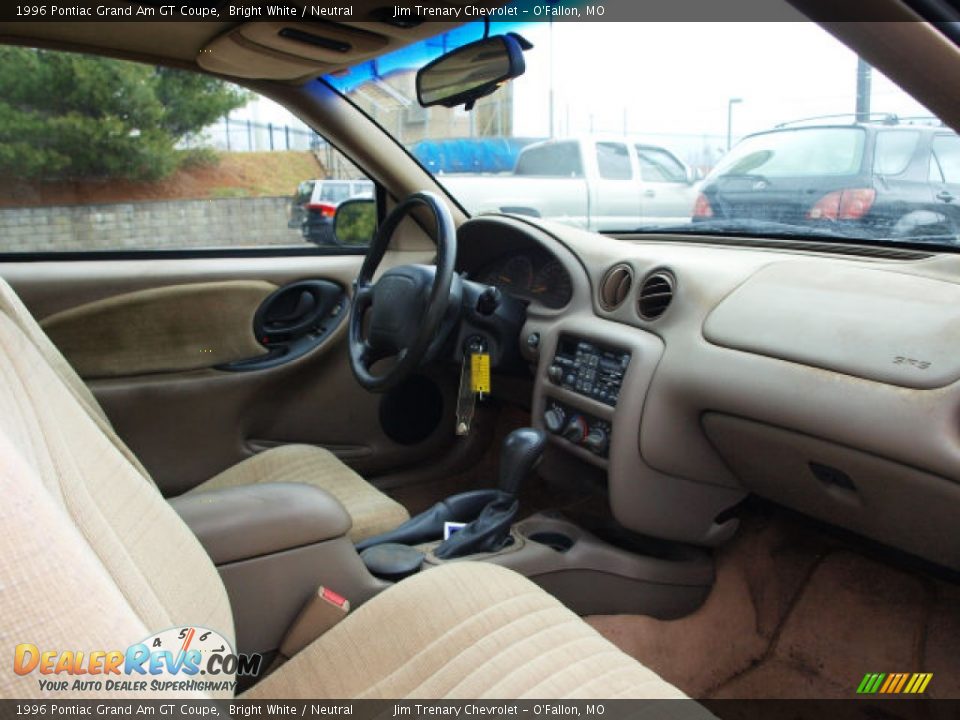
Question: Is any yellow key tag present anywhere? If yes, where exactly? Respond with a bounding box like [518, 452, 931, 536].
[470, 353, 491, 395]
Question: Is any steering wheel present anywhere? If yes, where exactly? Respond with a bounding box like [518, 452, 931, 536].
[348, 191, 457, 393]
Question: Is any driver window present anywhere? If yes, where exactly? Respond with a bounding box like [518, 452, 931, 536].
[0, 47, 375, 255]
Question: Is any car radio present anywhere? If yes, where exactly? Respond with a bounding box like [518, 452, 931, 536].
[547, 335, 630, 406]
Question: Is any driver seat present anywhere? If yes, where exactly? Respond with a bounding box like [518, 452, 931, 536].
[0, 278, 409, 542]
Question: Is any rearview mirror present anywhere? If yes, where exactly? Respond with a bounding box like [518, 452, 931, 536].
[416, 34, 531, 110]
[333, 198, 376, 247]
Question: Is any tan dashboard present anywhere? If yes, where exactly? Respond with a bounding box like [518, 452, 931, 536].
[461, 215, 960, 570]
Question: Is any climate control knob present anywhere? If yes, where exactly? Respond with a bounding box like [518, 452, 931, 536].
[561, 415, 588, 444]
[543, 407, 565, 434]
[583, 427, 609, 456]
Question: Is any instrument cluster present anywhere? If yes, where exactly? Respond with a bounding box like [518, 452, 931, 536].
[474, 251, 573, 309]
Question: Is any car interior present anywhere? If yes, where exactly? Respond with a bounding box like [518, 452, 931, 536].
[2, 0, 960, 705]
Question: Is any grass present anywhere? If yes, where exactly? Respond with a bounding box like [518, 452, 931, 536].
[215, 151, 324, 197]
[0, 150, 326, 207]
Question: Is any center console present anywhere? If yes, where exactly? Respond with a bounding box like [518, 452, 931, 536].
[353, 424, 715, 620]
[538, 335, 629, 462]
[524, 315, 743, 548]
[171, 483, 385, 656]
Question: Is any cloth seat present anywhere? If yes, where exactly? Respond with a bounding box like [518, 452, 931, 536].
[248, 561, 691, 699]
[0, 278, 408, 541]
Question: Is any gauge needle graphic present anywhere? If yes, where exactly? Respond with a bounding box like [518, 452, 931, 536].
[176, 628, 196, 668]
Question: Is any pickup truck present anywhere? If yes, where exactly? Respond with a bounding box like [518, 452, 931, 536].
[439, 137, 701, 231]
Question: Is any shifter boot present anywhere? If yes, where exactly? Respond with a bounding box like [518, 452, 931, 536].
[433, 491, 519, 559]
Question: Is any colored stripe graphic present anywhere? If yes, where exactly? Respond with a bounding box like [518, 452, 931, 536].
[857, 672, 932, 694]
[879, 674, 895, 693]
[893, 673, 909, 693]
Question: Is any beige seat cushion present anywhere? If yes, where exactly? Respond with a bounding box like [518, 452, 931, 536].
[247, 562, 693, 700]
[0, 312, 235, 700]
[187, 444, 409, 542]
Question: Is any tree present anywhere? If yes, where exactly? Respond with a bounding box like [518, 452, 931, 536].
[0, 47, 248, 182]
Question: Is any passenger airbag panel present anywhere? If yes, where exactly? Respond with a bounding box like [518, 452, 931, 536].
[703, 262, 960, 389]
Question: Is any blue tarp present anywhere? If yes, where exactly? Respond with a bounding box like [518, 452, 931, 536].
[408, 137, 544, 174]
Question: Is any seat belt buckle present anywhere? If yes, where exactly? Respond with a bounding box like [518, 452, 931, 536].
[279, 585, 350, 659]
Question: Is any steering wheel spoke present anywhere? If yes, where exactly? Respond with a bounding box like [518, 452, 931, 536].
[353, 281, 374, 308]
[348, 192, 457, 392]
[362, 339, 392, 367]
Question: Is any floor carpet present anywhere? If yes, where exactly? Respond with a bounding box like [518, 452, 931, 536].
[586, 505, 960, 699]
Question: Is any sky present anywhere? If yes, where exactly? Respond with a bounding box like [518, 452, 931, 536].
[507, 22, 933, 164]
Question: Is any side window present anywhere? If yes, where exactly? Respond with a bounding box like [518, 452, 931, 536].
[931, 135, 960, 185]
[0, 47, 374, 254]
[515, 142, 584, 178]
[319, 183, 352, 203]
[596, 142, 632, 180]
[873, 131, 920, 175]
[636, 146, 687, 183]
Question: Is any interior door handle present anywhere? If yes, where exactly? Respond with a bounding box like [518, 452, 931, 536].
[265, 290, 316, 327]
[219, 279, 347, 372]
[936, 190, 955, 203]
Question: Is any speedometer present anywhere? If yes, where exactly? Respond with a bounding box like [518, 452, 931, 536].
[497, 256, 535, 291]
[531, 261, 573, 308]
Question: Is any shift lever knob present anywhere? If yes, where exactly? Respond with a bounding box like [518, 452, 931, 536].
[498, 427, 547, 496]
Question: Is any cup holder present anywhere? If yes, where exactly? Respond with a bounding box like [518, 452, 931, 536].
[527, 531, 574, 553]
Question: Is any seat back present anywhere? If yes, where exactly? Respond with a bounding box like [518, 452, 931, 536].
[0, 279, 150, 478]
[0, 310, 235, 699]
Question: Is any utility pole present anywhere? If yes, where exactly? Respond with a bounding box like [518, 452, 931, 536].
[548, 19, 555, 138]
[855, 57, 872, 121]
[727, 97, 743, 151]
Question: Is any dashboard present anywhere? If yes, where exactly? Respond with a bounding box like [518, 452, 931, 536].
[458, 213, 960, 573]
[473, 250, 573, 310]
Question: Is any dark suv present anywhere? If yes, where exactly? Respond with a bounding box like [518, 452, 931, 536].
[693, 118, 960, 243]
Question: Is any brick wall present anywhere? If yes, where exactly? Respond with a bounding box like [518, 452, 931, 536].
[0, 196, 308, 252]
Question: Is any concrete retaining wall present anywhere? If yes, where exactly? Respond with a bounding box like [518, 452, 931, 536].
[0, 196, 307, 252]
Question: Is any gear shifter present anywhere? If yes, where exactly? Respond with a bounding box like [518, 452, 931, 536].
[433, 428, 546, 559]
[498, 427, 547, 496]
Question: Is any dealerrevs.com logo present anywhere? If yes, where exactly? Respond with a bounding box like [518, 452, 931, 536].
[13, 627, 262, 694]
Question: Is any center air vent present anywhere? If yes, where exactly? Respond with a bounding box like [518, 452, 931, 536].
[638, 270, 675, 320]
[599, 264, 634, 310]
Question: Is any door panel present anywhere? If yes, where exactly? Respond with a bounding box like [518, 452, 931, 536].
[41, 280, 276, 378]
[0, 249, 458, 497]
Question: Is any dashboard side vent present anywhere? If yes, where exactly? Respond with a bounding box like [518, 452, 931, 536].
[598, 264, 634, 311]
[638, 270, 675, 320]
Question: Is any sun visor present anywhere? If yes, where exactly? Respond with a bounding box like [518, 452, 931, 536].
[198, 21, 389, 80]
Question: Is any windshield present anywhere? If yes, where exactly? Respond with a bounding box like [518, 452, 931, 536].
[326, 16, 957, 247]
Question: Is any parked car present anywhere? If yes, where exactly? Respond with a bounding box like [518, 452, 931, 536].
[289, 179, 373, 245]
[694, 118, 960, 242]
[440, 136, 701, 231]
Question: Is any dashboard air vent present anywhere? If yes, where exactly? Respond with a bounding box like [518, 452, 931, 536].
[638, 271, 675, 320]
[598, 264, 634, 310]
